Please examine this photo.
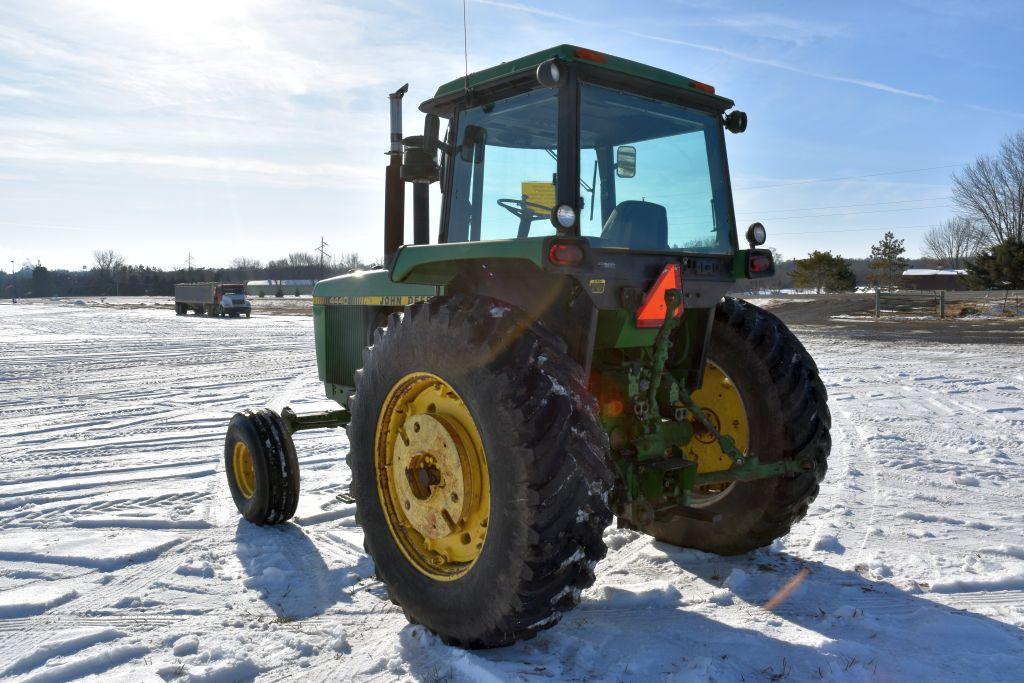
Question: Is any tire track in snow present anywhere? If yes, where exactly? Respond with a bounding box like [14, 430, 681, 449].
[2, 303, 1022, 681]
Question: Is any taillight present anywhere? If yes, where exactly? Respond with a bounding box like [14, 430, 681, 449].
[548, 243, 584, 266]
[749, 253, 773, 275]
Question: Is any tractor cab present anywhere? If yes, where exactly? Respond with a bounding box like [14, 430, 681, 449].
[313, 46, 775, 402]
[422, 47, 743, 257]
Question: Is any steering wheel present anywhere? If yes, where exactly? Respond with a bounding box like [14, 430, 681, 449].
[497, 198, 551, 220]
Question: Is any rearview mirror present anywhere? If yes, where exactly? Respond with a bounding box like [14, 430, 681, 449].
[616, 145, 636, 178]
[460, 125, 486, 163]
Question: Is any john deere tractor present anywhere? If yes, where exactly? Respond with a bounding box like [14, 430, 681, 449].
[224, 45, 830, 648]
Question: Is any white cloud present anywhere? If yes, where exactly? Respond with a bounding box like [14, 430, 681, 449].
[468, 0, 938, 102]
[469, 0, 585, 24]
[630, 31, 941, 102]
[0, 0, 469, 264]
[708, 13, 845, 44]
[0, 143, 380, 188]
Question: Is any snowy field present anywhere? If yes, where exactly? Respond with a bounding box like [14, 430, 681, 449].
[1, 300, 1023, 682]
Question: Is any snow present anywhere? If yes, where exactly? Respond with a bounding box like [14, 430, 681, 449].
[1, 300, 1023, 681]
[0, 530, 183, 571]
[902, 268, 967, 276]
[0, 583, 79, 618]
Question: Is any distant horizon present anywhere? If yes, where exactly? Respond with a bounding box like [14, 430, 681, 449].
[3, 1, 1022, 270]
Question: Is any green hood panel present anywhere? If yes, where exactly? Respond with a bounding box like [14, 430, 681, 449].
[313, 269, 437, 305]
[390, 239, 548, 285]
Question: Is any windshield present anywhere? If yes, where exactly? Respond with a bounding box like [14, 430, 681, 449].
[444, 82, 733, 252]
[578, 83, 732, 253]
[447, 88, 560, 243]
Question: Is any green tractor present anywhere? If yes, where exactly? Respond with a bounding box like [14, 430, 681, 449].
[224, 45, 830, 648]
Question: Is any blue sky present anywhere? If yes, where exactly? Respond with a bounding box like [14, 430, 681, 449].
[1, 0, 1022, 270]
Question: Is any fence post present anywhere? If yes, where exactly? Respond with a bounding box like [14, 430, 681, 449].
[874, 288, 880, 319]
[938, 290, 945, 319]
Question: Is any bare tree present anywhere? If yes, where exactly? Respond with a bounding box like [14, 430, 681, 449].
[952, 130, 1024, 247]
[93, 250, 124, 277]
[92, 250, 125, 295]
[230, 257, 263, 271]
[229, 257, 263, 282]
[287, 252, 318, 267]
[922, 217, 984, 269]
[334, 252, 363, 272]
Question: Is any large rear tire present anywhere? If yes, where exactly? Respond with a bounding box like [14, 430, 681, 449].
[224, 409, 300, 525]
[638, 297, 830, 555]
[348, 296, 613, 648]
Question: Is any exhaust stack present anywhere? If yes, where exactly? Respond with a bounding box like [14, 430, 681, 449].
[384, 84, 409, 263]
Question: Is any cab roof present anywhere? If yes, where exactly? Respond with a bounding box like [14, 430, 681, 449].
[431, 44, 734, 108]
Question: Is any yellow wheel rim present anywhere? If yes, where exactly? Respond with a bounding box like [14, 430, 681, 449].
[374, 372, 490, 581]
[233, 441, 256, 499]
[688, 361, 749, 504]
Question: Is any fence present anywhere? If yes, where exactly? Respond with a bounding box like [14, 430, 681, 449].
[874, 290, 945, 319]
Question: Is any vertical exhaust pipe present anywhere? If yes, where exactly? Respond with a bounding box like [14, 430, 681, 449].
[384, 84, 409, 263]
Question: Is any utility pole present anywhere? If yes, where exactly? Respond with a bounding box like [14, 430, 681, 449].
[9, 260, 15, 304]
[186, 252, 195, 282]
[315, 237, 330, 283]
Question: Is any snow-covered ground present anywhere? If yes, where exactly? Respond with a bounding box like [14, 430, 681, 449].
[1, 300, 1022, 682]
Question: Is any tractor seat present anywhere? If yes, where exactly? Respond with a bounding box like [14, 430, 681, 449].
[600, 200, 669, 251]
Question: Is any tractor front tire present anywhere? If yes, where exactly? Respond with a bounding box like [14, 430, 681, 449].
[638, 297, 831, 555]
[224, 408, 300, 525]
[348, 296, 613, 648]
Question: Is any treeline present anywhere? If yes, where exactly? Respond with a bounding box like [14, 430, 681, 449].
[1, 250, 376, 299]
[922, 130, 1024, 289]
[743, 232, 913, 294]
[6, 129, 1024, 299]
[748, 129, 1024, 293]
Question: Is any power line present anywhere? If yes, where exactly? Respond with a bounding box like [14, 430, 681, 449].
[736, 195, 952, 215]
[771, 222, 938, 236]
[736, 163, 965, 192]
[667, 200, 952, 229]
[735, 202, 952, 223]
[646, 164, 965, 204]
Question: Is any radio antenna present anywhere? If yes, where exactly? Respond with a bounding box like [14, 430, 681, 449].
[462, 0, 469, 94]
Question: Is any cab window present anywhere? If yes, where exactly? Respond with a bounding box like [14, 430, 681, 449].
[447, 89, 559, 243]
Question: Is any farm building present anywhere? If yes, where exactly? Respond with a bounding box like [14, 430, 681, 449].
[246, 279, 316, 297]
[901, 269, 967, 291]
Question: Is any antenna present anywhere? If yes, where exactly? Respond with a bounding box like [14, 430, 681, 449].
[462, 0, 469, 94]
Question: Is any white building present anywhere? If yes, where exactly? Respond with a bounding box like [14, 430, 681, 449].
[246, 279, 316, 297]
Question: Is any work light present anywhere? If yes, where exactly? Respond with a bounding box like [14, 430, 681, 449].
[746, 222, 767, 247]
[536, 59, 564, 87]
[553, 204, 576, 230]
